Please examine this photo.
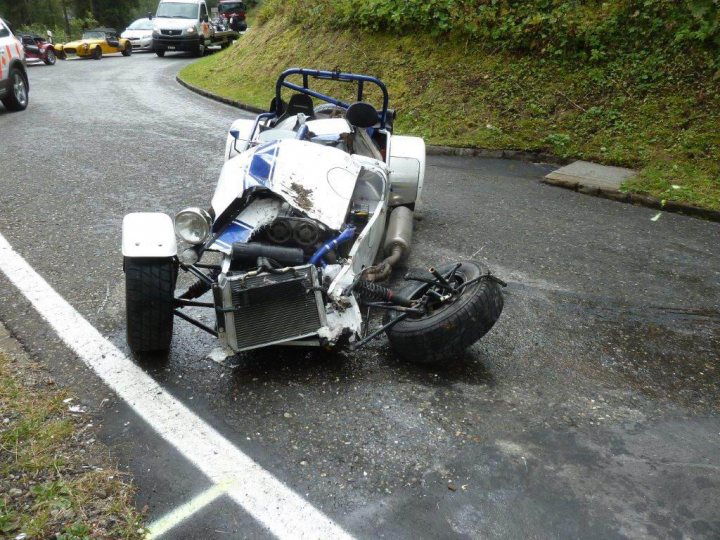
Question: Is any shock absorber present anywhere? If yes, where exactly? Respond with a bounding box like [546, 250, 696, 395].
[353, 280, 413, 307]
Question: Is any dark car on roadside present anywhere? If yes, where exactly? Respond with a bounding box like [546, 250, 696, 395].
[217, 1, 247, 32]
[20, 33, 57, 65]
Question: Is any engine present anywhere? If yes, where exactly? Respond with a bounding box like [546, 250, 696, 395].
[257, 216, 331, 254]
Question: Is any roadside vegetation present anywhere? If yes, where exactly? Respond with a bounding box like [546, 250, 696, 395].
[0, 352, 144, 539]
[181, 0, 720, 211]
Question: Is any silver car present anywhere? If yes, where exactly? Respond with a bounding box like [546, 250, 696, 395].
[121, 18, 153, 51]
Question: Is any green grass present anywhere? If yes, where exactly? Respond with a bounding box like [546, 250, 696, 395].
[181, 16, 720, 211]
[0, 353, 144, 539]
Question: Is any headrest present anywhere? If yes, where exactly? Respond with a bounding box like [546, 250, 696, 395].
[345, 102, 379, 129]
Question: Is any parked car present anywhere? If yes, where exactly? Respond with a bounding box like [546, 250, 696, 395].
[20, 33, 57, 65]
[56, 28, 132, 60]
[121, 69, 505, 364]
[0, 17, 29, 112]
[122, 18, 154, 52]
[217, 1, 247, 32]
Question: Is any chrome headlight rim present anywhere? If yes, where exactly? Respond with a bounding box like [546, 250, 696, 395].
[174, 207, 212, 245]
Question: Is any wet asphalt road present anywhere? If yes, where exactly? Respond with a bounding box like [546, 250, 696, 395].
[1, 52, 720, 539]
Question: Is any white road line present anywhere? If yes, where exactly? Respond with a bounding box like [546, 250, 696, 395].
[0, 233, 353, 540]
[148, 483, 228, 539]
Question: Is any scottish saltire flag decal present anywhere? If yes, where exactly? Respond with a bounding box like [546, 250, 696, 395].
[244, 143, 280, 189]
[212, 220, 254, 252]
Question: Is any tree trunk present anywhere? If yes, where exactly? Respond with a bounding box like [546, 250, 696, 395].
[61, 0, 71, 38]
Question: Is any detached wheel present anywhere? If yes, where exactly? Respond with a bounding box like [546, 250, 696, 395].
[44, 49, 56, 65]
[385, 262, 504, 365]
[92, 46, 102, 60]
[125, 258, 177, 354]
[1, 68, 29, 112]
[122, 43, 132, 56]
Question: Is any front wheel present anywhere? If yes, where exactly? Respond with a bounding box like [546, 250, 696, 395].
[193, 41, 205, 57]
[122, 43, 132, 56]
[385, 262, 504, 365]
[125, 258, 177, 355]
[155, 49, 165, 57]
[1, 68, 29, 112]
[92, 46, 102, 60]
[44, 49, 56, 65]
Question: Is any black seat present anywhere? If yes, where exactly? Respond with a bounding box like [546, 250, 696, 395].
[274, 93, 314, 125]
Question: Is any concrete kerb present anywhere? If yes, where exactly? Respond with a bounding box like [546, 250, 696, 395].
[176, 75, 720, 223]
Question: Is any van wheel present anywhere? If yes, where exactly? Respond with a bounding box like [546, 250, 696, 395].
[155, 50, 165, 57]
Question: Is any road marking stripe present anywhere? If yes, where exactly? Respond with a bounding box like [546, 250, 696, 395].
[147, 483, 228, 539]
[0, 232, 352, 540]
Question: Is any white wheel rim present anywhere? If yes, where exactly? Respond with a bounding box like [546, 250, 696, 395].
[13, 73, 27, 106]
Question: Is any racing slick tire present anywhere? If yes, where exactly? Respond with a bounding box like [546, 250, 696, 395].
[1, 68, 29, 112]
[122, 43, 132, 56]
[92, 46, 102, 60]
[384, 262, 503, 365]
[125, 258, 177, 355]
[155, 50, 165, 57]
[44, 49, 56, 65]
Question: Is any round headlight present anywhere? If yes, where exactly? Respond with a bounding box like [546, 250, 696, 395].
[186, 26, 197, 34]
[174, 207, 212, 245]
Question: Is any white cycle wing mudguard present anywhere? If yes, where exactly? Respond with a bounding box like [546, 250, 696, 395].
[122, 213, 177, 258]
[387, 135, 426, 207]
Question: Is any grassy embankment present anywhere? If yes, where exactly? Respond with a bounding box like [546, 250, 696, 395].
[0, 352, 144, 539]
[180, 6, 720, 211]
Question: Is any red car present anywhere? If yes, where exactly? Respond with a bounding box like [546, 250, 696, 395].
[20, 33, 57, 65]
[217, 1, 247, 32]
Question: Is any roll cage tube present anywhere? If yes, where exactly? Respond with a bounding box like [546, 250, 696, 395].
[275, 68, 390, 130]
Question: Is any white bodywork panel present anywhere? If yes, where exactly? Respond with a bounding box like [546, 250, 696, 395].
[208, 198, 283, 254]
[212, 139, 362, 231]
[122, 213, 177, 258]
[387, 135, 426, 206]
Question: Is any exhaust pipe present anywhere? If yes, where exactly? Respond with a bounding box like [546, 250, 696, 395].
[383, 205, 413, 261]
[363, 206, 414, 282]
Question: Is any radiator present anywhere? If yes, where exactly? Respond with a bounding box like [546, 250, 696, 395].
[219, 265, 326, 352]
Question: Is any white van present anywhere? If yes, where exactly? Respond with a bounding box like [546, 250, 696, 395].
[0, 17, 29, 112]
[152, 0, 238, 57]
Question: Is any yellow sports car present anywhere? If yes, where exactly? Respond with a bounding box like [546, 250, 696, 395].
[56, 28, 132, 60]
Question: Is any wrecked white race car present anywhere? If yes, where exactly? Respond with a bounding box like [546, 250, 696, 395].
[122, 69, 505, 364]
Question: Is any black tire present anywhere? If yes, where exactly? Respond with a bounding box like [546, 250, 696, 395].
[122, 43, 132, 56]
[57, 50, 66, 60]
[92, 46, 102, 60]
[1, 67, 29, 112]
[125, 258, 177, 354]
[155, 50, 165, 57]
[44, 49, 56, 65]
[193, 41, 205, 57]
[384, 262, 503, 365]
